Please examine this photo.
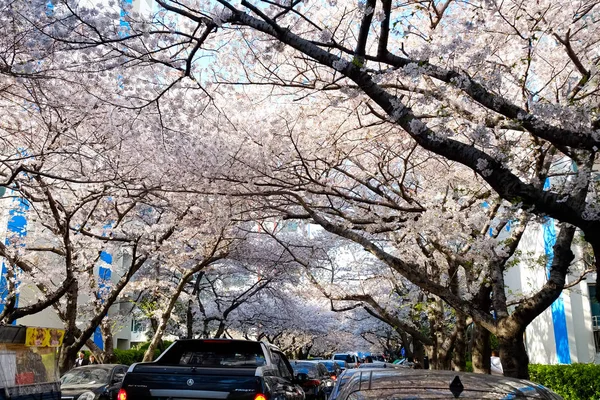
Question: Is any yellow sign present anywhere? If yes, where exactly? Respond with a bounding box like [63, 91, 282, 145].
[25, 327, 65, 347]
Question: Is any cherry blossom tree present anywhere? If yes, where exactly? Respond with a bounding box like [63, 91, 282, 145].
[6, 0, 600, 379]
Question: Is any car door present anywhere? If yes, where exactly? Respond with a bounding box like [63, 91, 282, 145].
[270, 351, 304, 400]
[107, 366, 127, 400]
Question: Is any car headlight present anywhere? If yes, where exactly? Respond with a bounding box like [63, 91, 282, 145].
[78, 391, 96, 400]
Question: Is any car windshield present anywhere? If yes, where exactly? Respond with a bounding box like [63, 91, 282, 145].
[334, 355, 354, 363]
[320, 361, 337, 372]
[292, 363, 319, 379]
[61, 368, 110, 385]
[157, 340, 266, 367]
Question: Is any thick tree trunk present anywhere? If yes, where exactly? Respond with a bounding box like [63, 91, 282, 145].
[427, 298, 445, 369]
[413, 338, 425, 367]
[498, 332, 529, 379]
[101, 320, 115, 363]
[400, 332, 413, 359]
[472, 322, 491, 374]
[59, 343, 79, 375]
[59, 281, 80, 374]
[452, 312, 467, 371]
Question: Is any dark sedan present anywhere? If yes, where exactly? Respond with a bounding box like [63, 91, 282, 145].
[60, 364, 127, 400]
[290, 361, 335, 400]
[308, 360, 343, 380]
[329, 368, 563, 399]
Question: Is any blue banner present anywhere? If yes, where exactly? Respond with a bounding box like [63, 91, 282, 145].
[542, 178, 571, 364]
[0, 195, 30, 322]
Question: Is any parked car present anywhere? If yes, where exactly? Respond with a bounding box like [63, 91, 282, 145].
[358, 361, 406, 369]
[329, 368, 564, 399]
[307, 360, 343, 380]
[328, 368, 360, 400]
[331, 353, 360, 369]
[118, 339, 304, 400]
[60, 364, 127, 400]
[332, 360, 349, 371]
[290, 361, 335, 400]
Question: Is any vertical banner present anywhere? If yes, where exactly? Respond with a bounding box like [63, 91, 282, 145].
[542, 178, 571, 364]
[0, 194, 29, 322]
[93, 221, 114, 350]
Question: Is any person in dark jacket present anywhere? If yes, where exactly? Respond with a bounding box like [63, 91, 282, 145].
[74, 352, 89, 367]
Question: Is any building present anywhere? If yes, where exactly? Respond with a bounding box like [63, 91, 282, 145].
[505, 218, 600, 364]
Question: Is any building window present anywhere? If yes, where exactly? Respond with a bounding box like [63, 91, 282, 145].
[131, 318, 145, 333]
[589, 284, 600, 353]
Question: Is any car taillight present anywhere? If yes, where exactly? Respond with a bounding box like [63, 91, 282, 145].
[304, 379, 321, 386]
[117, 389, 127, 400]
[331, 375, 337, 381]
[254, 394, 267, 400]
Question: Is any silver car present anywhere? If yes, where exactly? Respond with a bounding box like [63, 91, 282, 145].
[329, 368, 563, 399]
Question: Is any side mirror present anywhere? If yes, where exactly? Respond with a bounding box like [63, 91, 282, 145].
[112, 374, 125, 384]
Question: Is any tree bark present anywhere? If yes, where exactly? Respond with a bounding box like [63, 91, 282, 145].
[413, 336, 425, 366]
[101, 320, 115, 363]
[452, 312, 467, 371]
[472, 322, 491, 374]
[186, 299, 194, 339]
[497, 331, 529, 379]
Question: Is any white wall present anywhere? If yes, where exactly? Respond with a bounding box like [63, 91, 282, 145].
[506, 220, 599, 364]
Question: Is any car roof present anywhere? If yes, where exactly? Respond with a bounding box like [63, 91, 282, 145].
[174, 338, 282, 352]
[334, 369, 561, 399]
[62, 364, 126, 375]
[290, 360, 321, 367]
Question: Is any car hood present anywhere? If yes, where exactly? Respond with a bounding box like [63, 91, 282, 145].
[335, 369, 562, 399]
[61, 383, 105, 394]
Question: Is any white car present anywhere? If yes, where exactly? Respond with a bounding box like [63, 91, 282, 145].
[331, 353, 360, 369]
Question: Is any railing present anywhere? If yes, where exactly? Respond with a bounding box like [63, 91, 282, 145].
[594, 315, 600, 330]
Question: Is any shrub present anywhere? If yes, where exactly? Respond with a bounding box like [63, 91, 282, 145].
[529, 364, 600, 400]
[113, 347, 163, 365]
[465, 361, 473, 372]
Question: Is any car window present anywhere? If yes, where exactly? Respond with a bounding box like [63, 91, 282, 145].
[317, 364, 328, 377]
[271, 351, 293, 380]
[335, 354, 357, 363]
[158, 341, 266, 367]
[112, 367, 126, 382]
[61, 368, 110, 385]
[291, 362, 319, 379]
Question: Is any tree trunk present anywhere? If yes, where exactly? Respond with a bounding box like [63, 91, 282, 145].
[413, 338, 425, 367]
[59, 281, 80, 374]
[143, 314, 168, 362]
[186, 299, 194, 339]
[101, 320, 115, 363]
[59, 343, 79, 375]
[472, 322, 491, 374]
[142, 264, 206, 361]
[400, 332, 413, 359]
[214, 320, 226, 338]
[427, 297, 444, 369]
[498, 332, 529, 379]
[452, 312, 467, 371]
